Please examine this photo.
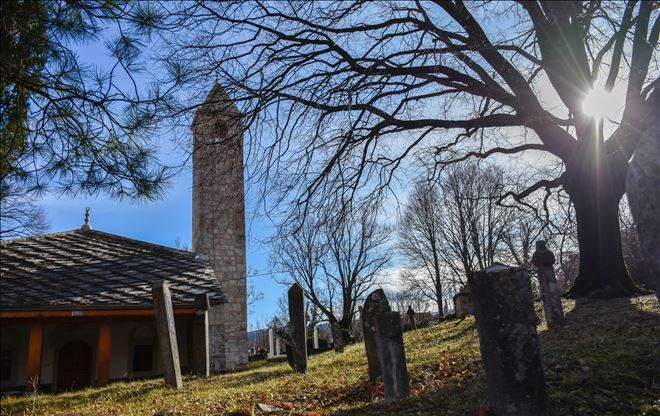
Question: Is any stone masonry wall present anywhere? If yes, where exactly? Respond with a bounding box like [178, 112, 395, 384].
[192, 84, 248, 371]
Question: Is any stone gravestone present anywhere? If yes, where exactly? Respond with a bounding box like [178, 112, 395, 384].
[330, 323, 345, 353]
[268, 328, 275, 358]
[287, 283, 307, 373]
[193, 293, 210, 377]
[627, 116, 660, 300]
[406, 306, 417, 330]
[470, 264, 547, 416]
[361, 289, 392, 382]
[453, 285, 474, 317]
[532, 241, 566, 329]
[313, 326, 319, 350]
[375, 311, 409, 401]
[152, 280, 183, 389]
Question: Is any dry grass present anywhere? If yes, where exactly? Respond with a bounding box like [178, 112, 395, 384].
[1, 296, 658, 416]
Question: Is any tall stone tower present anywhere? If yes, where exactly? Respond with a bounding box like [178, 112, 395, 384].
[192, 84, 248, 371]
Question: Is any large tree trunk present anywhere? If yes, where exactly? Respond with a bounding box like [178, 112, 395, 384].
[434, 268, 444, 319]
[566, 185, 638, 297]
[564, 122, 640, 298]
[436, 296, 444, 320]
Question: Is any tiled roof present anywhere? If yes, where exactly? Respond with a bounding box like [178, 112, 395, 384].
[0, 229, 226, 310]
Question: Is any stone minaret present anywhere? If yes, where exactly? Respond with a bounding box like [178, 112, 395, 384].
[192, 84, 248, 371]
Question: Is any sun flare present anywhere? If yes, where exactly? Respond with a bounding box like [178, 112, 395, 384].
[582, 88, 623, 120]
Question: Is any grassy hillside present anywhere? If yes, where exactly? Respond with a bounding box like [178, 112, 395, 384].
[1, 296, 658, 416]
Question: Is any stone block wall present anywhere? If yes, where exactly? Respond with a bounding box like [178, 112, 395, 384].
[192, 84, 248, 371]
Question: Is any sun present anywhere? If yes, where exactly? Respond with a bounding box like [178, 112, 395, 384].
[582, 87, 623, 120]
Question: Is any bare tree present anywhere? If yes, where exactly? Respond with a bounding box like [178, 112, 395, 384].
[141, 1, 657, 298]
[272, 201, 392, 344]
[384, 286, 431, 316]
[267, 293, 323, 339]
[397, 182, 447, 316]
[436, 162, 513, 283]
[0, 184, 49, 239]
[399, 162, 540, 303]
[246, 268, 265, 309]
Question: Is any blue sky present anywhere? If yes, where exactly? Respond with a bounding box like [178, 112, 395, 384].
[33, 26, 283, 330]
[27, 3, 625, 330]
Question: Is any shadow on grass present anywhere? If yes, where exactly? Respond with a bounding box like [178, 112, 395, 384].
[540, 296, 659, 416]
[336, 296, 658, 416]
[327, 376, 487, 416]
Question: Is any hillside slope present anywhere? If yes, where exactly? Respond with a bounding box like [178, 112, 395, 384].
[1, 296, 658, 416]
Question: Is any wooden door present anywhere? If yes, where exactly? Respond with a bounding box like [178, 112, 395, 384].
[57, 341, 92, 392]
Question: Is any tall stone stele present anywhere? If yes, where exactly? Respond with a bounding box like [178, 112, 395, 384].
[532, 241, 565, 329]
[152, 280, 183, 389]
[193, 293, 211, 377]
[192, 84, 248, 371]
[287, 283, 308, 373]
[362, 289, 392, 382]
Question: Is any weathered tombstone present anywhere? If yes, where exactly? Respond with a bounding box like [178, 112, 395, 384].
[193, 293, 210, 377]
[406, 306, 417, 330]
[268, 328, 275, 358]
[470, 264, 547, 416]
[330, 323, 345, 352]
[532, 241, 566, 329]
[287, 283, 307, 373]
[313, 326, 319, 350]
[453, 285, 474, 317]
[152, 280, 183, 389]
[627, 116, 660, 300]
[375, 311, 409, 401]
[275, 337, 281, 356]
[285, 343, 296, 369]
[353, 306, 364, 342]
[361, 289, 392, 382]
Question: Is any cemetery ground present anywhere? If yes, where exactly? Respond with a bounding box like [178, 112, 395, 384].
[1, 296, 658, 416]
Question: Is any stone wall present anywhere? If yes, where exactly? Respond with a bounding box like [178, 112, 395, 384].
[192, 84, 248, 371]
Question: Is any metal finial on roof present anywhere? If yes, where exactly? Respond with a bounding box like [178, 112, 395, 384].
[81, 207, 92, 230]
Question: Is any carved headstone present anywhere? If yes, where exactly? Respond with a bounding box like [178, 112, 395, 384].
[362, 289, 392, 382]
[375, 311, 409, 401]
[453, 285, 474, 317]
[470, 264, 547, 416]
[627, 116, 660, 300]
[313, 326, 319, 350]
[353, 306, 364, 342]
[193, 293, 210, 377]
[406, 306, 417, 330]
[532, 241, 566, 329]
[331, 323, 345, 353]
[287, 283, 307, 373]
[152, 280, 183, 389]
